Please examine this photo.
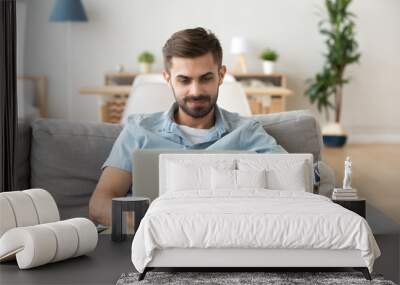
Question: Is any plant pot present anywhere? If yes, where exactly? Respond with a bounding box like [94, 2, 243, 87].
[140, 63, 152, 73]
[262, 61, 275, 74]
[321, 123, 348, 148]
[322, 135, 347, 147]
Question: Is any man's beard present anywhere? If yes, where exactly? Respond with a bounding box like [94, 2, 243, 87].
[171, 86, 218, 119]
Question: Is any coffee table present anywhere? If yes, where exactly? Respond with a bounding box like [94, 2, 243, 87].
[0, 235, 133, 284]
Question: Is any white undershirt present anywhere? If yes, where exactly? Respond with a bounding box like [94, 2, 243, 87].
[177, 124, 212, 144]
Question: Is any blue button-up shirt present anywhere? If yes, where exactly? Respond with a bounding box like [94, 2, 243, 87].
[103, 103, 287, 172]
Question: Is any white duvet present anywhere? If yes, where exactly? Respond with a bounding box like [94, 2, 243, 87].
[131, 190, 380, 273]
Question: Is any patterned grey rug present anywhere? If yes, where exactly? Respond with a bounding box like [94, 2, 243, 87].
[116, 271, 396, 285]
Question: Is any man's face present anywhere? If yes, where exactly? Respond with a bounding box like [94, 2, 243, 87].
[163, 52, 226, 118]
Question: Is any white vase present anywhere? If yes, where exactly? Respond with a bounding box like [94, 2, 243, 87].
[140, 63, 152, 73]
[262, 61, 275, 74]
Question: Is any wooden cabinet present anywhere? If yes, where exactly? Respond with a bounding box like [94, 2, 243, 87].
[231, 73, 292, 114]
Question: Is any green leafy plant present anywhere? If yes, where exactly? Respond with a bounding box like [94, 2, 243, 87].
[305, 0, 361, 122]
[260, 48, 279, 62]
[138, 51, 155, 64]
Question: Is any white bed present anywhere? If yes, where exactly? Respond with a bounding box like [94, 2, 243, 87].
[131, 154, 380, 280]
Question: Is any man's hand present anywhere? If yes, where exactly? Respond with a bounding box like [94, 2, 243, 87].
[89, 167, 132, 225]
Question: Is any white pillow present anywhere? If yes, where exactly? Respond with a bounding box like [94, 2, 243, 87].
[237, 169, 267, 189]
[211, 168, 267, 191]
[266, 161, 307, 191]
[211, 168, 236, 190]
[238, 159, 308, 192]
[166, 160, 235, 192]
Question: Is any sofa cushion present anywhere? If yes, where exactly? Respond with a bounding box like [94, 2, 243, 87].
[254, 110, 322, 162]
[30, 119, 122, 219]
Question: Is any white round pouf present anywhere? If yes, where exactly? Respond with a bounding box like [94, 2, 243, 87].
[42, 221, 79, 262]
[66, 218, 98, 257]
[0, 191, 39, 227]
[0, 226, 57, 269]
[0, 196, 17, 237]
[23, 189, 60, 224]
[0, 188, 97, 270]
[0, 218, 98, 269]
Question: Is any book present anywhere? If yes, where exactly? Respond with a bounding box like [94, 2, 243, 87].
[333, 193, 358, 197]
[332, 193, 359, 200]
[334, 188, 358, 193]
[332, 196, 359, 200]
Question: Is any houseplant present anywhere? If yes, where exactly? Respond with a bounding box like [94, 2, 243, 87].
[260, 48, 279, 74]
[304, 0, 361, 147]
[138, 51, 155, 73]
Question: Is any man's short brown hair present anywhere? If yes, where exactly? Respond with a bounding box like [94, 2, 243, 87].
[162, 27, 223, 71]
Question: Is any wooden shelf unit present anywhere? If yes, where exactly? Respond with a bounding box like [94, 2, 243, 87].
[81, 72, 293, 123]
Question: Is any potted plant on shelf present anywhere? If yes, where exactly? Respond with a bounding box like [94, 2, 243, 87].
[138, 51, 155, 73]
[260, 48, 279, 74]
[305, 0, 361, 147]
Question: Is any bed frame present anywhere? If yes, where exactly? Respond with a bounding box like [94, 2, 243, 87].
[137, 154, 372, 281]
[138, 248, 371, 281]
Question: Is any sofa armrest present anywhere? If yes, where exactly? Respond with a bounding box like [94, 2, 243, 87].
[318, 161, 335, 197]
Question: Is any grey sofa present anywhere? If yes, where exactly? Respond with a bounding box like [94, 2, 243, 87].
[16, 110, 335, 220]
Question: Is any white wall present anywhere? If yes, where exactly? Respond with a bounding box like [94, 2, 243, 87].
[20, 0, 400, 142]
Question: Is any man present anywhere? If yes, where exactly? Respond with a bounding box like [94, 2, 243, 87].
[89, 27, 286, 225]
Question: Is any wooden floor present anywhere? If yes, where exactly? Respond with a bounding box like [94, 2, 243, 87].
[322, 144, 400, 224]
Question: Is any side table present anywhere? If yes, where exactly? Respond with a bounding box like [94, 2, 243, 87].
[112, 197, 150, 241]
[332, 198, 366, 218]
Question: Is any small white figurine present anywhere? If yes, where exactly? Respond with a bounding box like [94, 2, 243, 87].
[343, 156, 352, 190]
